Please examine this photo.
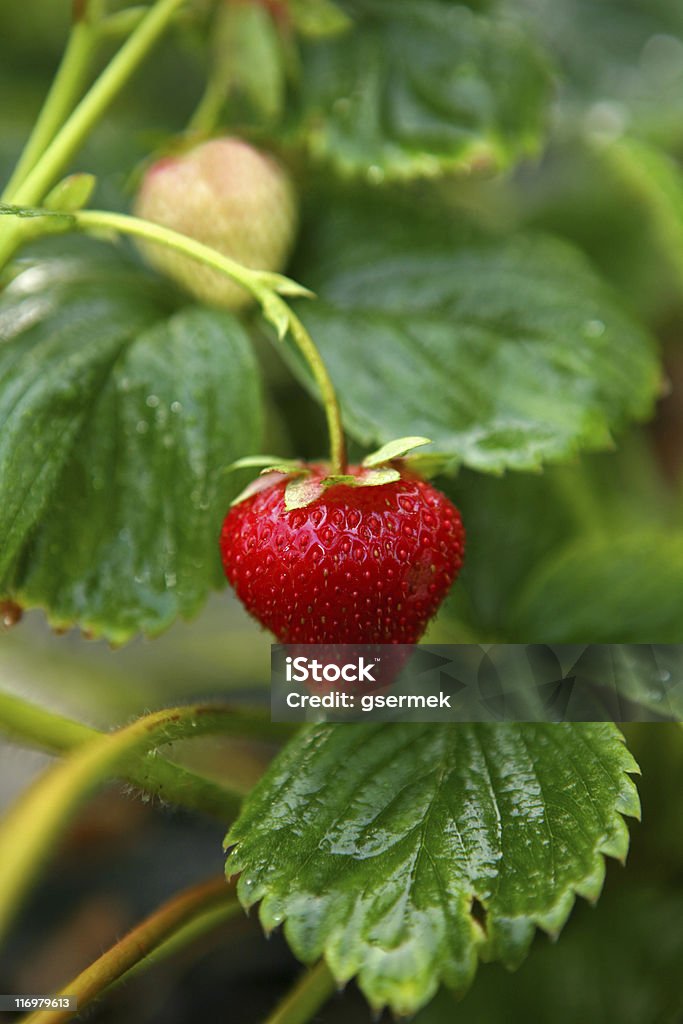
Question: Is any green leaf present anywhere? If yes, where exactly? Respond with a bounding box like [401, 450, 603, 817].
[210, 1, 286, 123]
[512, 531, 683, 644]
[362, 435, 431, 467]
[416, 881, 683, 1024]
[291, 0, 552, 180]
[600, 136, 683, 296]
[225, 722, 639, 1015]
[0, 251, 262, 642]
[440, 466, 588, 638]
[435, 434, 676, 641]
[290, 205, 660, 472]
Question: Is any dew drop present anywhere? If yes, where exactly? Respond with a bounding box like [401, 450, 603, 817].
[146, 394, 160, 408]
[583, 319, 605, 338]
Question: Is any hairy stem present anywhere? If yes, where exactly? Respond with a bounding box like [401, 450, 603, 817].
[0, 0, 186, 266]
[264, 961, 337, 1024]
[21, 876, 238, 1024]
[0, 702, 288, 946]
[0, 689, 261, 819]
[73, 208, 347, 473]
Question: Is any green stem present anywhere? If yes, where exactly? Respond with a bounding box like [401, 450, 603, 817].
[288, 316, 347, 475]
[116, 895, 241, 987]
[263, 961, 337, 1024]
[2, 19, 96, 201]
[73, 208, 347, 473]
[21, 876, 238, 1024]
[0, 702, 288, 946]
[0, 689, 257, 820]
[0, 0, 187, 266]
[186, 75, 228, 137]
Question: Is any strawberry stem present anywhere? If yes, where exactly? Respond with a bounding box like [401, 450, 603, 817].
[263, 960, 336, 1024]
[70, 208, 348, 475]
[288, 315, 347, 475]
[21, 877, 239, 1024]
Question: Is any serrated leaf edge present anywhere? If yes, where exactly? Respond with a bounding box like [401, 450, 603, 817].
[224, 729, 641, 1015]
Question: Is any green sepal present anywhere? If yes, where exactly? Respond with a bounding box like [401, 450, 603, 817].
[231, 470, 304, 508]
[226, 455, 304, 473]
[43, 173, 97, 213]
[359, 467, 401, 486]
[255, 271, 315, 299]
[284, 474, 323, 511]
[362, 436, 432, 468]
[229, 458, 308, 508]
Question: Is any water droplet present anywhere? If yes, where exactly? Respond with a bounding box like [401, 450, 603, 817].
[170, 401, 183, 414]
[136, 420, 149, 434]
[146, 394, 160, 408]
[583, 319, 605, 338]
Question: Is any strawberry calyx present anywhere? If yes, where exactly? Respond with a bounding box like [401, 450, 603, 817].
[227, 436, 456, 511]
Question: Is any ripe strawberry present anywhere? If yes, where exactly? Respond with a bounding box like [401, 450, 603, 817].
[220, 464, 465, 644]
[134, 137, 297, 310]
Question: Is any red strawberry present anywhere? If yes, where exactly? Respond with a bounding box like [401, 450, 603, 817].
[219, 463, 464, 644]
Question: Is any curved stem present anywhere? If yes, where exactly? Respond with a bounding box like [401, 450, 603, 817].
[0, 689, 262, 819]
[0, 702, 289, 946]
[288, 315, 347, 475]
[263, 961, 337, 1024]
[2, 19, 96, 200]
[115, 896, 241, 987]
[186, 75, 228, 138]
[73, 208, 347, 473]
[21, 876, 239, 1024]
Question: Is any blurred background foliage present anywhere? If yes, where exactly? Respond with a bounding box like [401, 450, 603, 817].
[1, 0, 682, 1020]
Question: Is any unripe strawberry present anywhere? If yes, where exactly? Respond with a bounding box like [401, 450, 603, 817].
[133, 137, 297, 310]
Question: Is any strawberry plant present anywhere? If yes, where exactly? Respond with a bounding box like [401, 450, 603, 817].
[0, 1, 682, 1022]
